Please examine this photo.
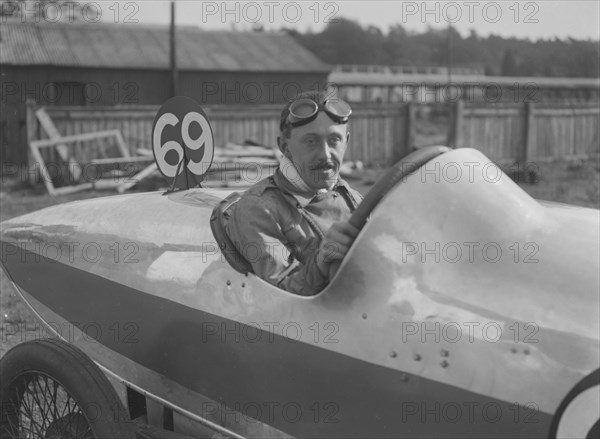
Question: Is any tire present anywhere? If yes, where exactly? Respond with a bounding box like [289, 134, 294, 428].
[0, 338, 135, 439]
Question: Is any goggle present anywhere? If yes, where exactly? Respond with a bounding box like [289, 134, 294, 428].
[281, 98, 352, 131]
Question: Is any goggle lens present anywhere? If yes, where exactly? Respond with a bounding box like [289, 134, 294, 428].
[284, 98, 352, 130]
[324, 99, 352, 118]
[290, 99, 318, 118]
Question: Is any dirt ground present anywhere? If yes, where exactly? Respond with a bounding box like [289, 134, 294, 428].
[1, 149, 599, 358]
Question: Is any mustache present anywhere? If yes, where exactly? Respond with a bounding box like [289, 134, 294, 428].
[310, 161, 337, 171]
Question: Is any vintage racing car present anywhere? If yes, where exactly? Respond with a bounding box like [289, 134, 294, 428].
[0, 101, 598, 439]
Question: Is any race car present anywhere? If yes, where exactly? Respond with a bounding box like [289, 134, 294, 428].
[0, 100, 598, 439]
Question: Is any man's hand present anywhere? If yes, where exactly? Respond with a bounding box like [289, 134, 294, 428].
[315, 221, 360, 279]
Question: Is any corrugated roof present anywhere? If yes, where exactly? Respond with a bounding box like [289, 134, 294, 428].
[0, 21, 329, 72]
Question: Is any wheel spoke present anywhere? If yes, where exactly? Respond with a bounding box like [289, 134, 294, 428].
[31, 375, 52, 429]
[3, 372, 94, 439]
[17, 377, 40, 435]
[50, 376, 61, 420]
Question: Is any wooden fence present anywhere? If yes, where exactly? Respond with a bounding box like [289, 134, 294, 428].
[25, 101, 414, 168]
[448, 101, 600, 163]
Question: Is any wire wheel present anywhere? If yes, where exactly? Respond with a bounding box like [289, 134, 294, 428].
[0, 339, 135, 439]
[2, 371, 93, 438]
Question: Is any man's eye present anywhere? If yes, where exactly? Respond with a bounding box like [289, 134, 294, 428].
[328, 138, 341, 147]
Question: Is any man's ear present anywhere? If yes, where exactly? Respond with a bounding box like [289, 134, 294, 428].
[277, 136, 292, 159]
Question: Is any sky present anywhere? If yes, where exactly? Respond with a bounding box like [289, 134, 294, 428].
[97, 0, 600, 41]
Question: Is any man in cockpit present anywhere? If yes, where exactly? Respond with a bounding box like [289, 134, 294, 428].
[226, 90, 363, 296]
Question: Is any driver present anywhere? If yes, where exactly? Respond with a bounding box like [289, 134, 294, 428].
[226, 90, 363, 295]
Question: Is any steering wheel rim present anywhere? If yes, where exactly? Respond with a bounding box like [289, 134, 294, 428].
[349, 145, 451, 230]
[328, 146, 451, 280]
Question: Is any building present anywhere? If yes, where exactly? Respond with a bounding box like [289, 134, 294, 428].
[0, 21, 330, 165]
[330, 65, 600, 104]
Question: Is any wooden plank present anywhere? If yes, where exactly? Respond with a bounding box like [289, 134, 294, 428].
[454, 100, 464, 148]
[28, 141, 57, 195]
[36, 107, 82, 181]
[405, 103, 415, 160]
[522, 102, 535, 162]
[117, 163, 158, 193]
[535, 108, 599, 116]
[464, 108, 520, 117]
[26, 100, 39, 186]
[215, 150, 276, 159]
[214, 159, 280, 168]
[136, 148, 153, 156]
[52, 183, 93, 195]
[114, 130, 131, 158]
[50, 180, 122, 195]
[31, 130, 123, 148]
[91, 179, 122, 190]
[89, 156, 154, 165]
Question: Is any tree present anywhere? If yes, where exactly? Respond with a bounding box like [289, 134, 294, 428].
[501, 48, 519, 76]
[285, 16, 599, 78]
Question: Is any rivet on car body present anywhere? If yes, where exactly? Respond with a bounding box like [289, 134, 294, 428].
[390, 350, 397, 358]
[226, 280, 231, 286]
[441, 349, 449, 357]
[362, 313, 367, 319]
[400, 373, 409, 383]
[440, 360, 449, 368]
[413, 353, 421, 361]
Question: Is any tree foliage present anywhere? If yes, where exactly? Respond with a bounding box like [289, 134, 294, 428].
[287, 18, 599, 78]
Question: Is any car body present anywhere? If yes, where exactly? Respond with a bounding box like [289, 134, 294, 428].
[1, 147, 598, 438]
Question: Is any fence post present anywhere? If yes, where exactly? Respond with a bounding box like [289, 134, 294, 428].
[522, 101, 535, 162]
[26, 99, 39, 186]
[403, 102, 415, 158]
[447, 100, 464, 148]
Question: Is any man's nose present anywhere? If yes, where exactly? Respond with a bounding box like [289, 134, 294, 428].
[316, 139, 332, 161]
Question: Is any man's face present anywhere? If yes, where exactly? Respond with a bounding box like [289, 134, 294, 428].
[279, 112, 349, 192]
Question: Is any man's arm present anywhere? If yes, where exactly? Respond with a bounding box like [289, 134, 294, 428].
[315, 221, 360, 279]
[226, 195, 329, 296]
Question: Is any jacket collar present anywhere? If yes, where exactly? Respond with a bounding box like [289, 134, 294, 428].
[272, 169, 350, 208]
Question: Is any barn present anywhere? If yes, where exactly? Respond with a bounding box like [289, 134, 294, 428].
[0, 21, 330, 165]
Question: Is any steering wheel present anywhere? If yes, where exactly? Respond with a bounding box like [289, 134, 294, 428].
[348, 145, 451, 229]
[329, 145, 451, 278]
